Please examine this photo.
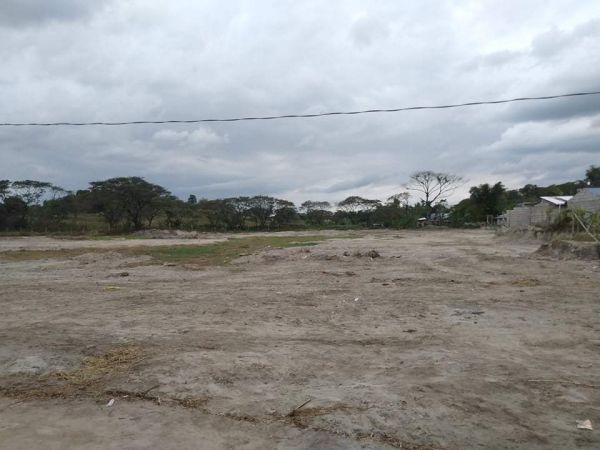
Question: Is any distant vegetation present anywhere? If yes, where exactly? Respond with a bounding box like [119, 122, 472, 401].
[0, 166, 598, 234]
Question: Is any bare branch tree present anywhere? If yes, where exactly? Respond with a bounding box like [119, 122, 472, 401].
[386, 192, 410, 208]
[405, 171, 463, 211]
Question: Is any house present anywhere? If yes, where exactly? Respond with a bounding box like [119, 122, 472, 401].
[568, 187, 600, 213]
[505, 196, 572, 228]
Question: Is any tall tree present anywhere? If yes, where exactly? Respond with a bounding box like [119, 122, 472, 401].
[405, 171, 463, 212]
[0, 180, 10, 201]
[300, 200, 330, 212]
[337, 196, 381, 213]
[300, 200, 332, 226]
[386, 192, 410, 208]
[224, 197, 251, 229]
[246, 196, 275, 228]
[272, 201, 297, 227]
[469, 182, 506, 220]
[11, 180, 55, 205]
[90, 177, 170, 230]
[199, 199, 229, 230]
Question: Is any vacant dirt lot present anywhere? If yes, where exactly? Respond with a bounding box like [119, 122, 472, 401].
[1, 229, 598, 449]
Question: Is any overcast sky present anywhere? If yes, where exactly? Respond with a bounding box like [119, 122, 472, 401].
[1, 0, 599, 204]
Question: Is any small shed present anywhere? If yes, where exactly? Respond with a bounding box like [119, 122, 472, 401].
[506, 196, 572, 228]
[569, 188, 600, 213]
[529, 196, 572, 226]
[539, 196, 572, 207]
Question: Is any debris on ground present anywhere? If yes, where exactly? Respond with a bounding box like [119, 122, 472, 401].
[286, 399, 312, 417]
[576, 419, 593, 430]
[366, 250, 381, 258]
[108, 271, 130, 278]
[106, 398, 115, 407]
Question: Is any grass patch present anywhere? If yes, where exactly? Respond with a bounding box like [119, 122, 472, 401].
[128, 235, 328, 266]
[0, 235, 331, 265]
[0, 248, 88, 262]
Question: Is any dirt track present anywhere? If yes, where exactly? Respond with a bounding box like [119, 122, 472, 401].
[1, 230, 599, 449]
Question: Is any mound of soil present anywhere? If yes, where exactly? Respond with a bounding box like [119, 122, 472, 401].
[534, 240, 600, 260]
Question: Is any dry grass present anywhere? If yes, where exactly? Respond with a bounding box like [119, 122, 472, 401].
[0, 346, 145, 401]
[511, 277, 541, 287]
[0, 248, 90, 262]
[53, 346, 144, 386]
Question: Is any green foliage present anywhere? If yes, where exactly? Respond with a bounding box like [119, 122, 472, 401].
[586, 165, 600, 186]
[468, 182, 506, 221]
[90, 177, 170, 230]
[0, 180, 10, 201]
[300, 201, 332, 226]
[337, 196, 381, 213]
[1, 164, 597, 234]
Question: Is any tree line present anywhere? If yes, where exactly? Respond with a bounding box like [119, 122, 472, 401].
[1, 166, 598, 233]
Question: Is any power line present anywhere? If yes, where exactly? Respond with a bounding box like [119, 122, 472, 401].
[1, 90, 599, 127]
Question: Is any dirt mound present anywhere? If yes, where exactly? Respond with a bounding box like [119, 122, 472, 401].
[132, 229, 200, 239]
[534, 240, 600, 260]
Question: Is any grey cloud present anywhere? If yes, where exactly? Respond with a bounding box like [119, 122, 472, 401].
[0, 0, 109, 27]
[505, 94, 600, 123]
[1, 1, 600, 205]
[349, 15, 390, 47]
[311, 174, 390, 195]
[531, 19, 600, 58]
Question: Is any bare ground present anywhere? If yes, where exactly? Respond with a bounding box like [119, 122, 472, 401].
[0, 229, 599, 449]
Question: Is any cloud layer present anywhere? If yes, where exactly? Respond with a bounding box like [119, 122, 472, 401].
[1, 0, 599, 204]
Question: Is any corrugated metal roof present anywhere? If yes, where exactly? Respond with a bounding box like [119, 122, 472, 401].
[540, 196, 572, 206]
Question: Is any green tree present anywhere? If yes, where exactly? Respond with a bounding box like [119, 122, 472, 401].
[0, 196, 28, 230]
[90, 177, 170, 230]
[337, 196, 381, 213]
[11, 180, 55, 205]
[272, 203, 297, 227]
[386, 192, 410, 208]
[163, 196, 188, 228]
[0, 180, 10, 201]
[586, 165, 600, 186]
[337, 196, 381, 226]
[300, 200, 332, 226]
[468, 182, 506, 221]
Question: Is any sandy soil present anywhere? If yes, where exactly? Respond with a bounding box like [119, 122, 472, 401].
[1, 229, 599, 449]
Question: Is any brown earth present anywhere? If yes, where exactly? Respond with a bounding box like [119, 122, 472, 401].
[0, 229, 599, 449]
